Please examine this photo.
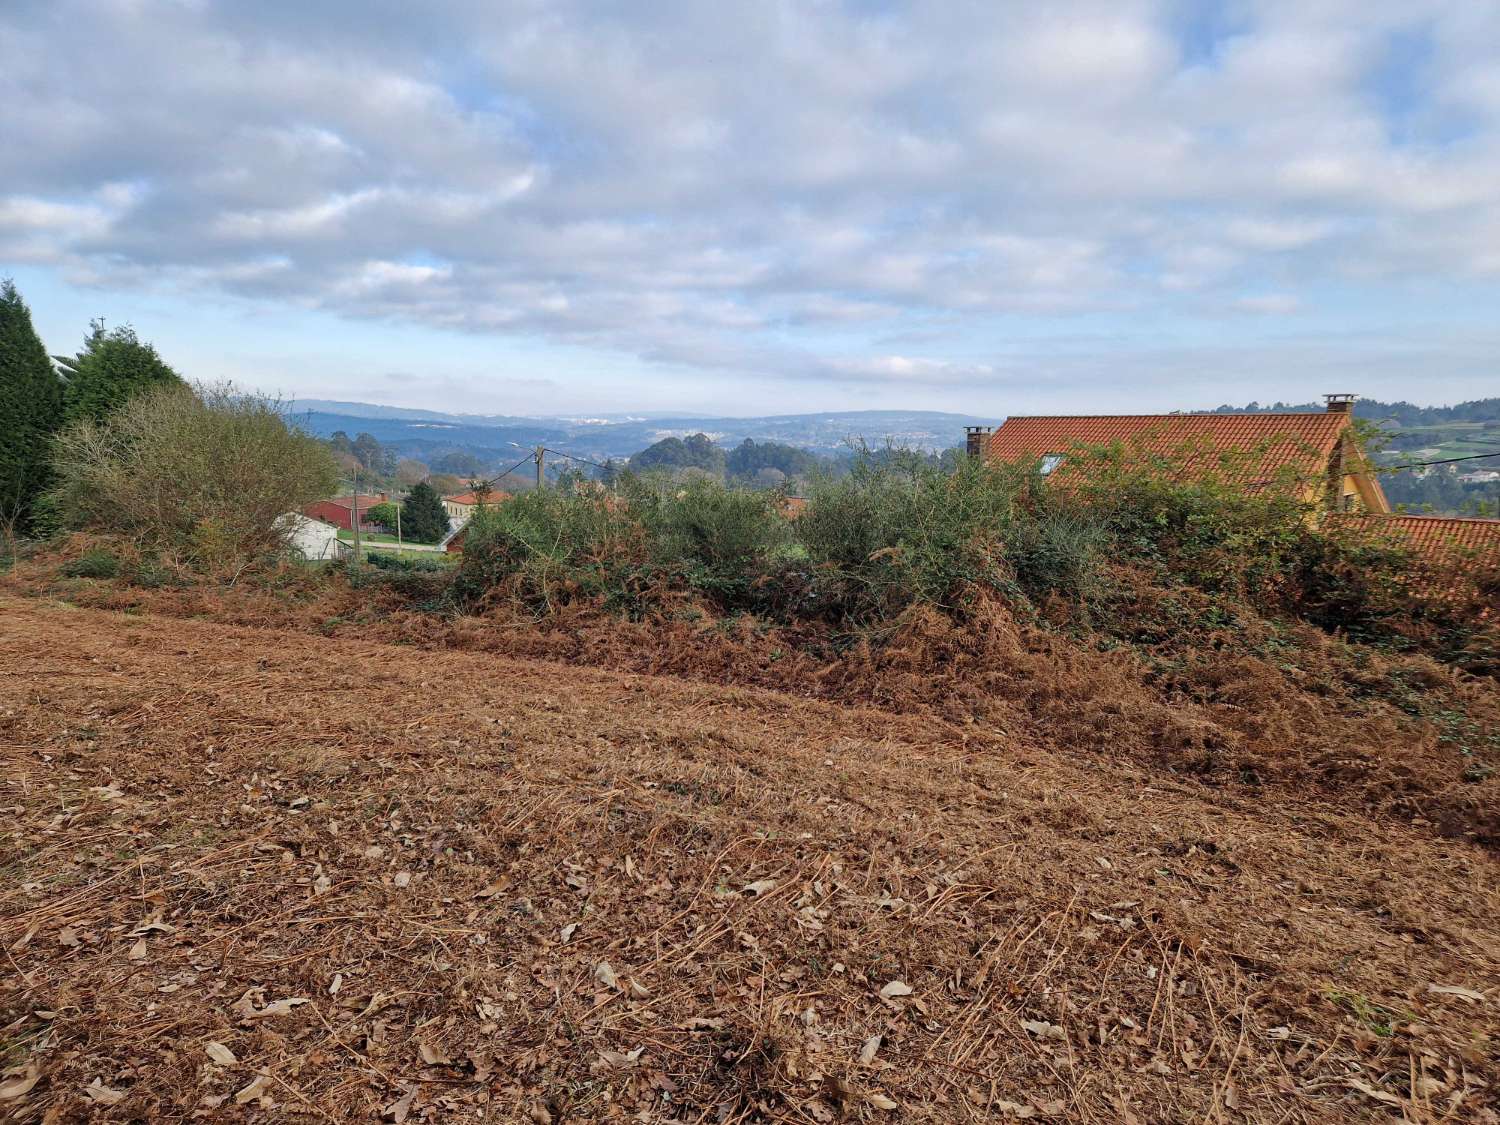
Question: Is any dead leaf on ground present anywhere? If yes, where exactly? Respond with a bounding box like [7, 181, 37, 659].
[205, 1041, 237, 1066]
[859, 1034, 882, 1064]
[383, 1085, 416, 1122]
[1428, 984, 1486, 1003]
[593, 1047, 644, 1071]
[879, 980, 912, 1001]
[867, 1091, 899, 1110]
[0, 1064, 40, 1101]
[234, 1074, 271, 1105]
[235, 990, 311, 1020]
[128, 938, 148, 961]
[594, 961, 619, 989]
[1021, 1019, 1067, 1041]
[744, 878, 778, 896]
[82, 1079, 127, 1106]
[560, 922, 578, 943]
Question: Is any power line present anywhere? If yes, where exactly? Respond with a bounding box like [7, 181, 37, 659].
[540, 446, 611, 471]
[1385, 449, 1500, 470]
[474, 453, 536, 490]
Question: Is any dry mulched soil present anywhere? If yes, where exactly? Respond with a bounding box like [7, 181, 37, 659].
[1, 594, 1497, 1122]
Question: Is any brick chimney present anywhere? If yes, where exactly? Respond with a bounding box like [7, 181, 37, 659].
[1323, 393, 1357, 414]
[966, 425, 994, 459]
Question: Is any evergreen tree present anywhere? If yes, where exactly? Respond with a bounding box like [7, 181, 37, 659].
[55, 319, 182, 425]
[400, 481, 449, 543]
[0, 280, 64, 539]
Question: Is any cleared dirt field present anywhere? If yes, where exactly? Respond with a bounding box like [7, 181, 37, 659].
[1, 595, 1496, 1122]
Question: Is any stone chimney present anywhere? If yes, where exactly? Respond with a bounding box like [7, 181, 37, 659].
[1323, 393, 1357, 415]
[966, 425, 994, 459]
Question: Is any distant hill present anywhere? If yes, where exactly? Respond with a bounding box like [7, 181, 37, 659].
[286, 404, 991, 462]
[1208, 397, 1500, 427]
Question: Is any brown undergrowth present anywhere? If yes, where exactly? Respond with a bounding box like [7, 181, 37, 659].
[4, 542, 1497, 847]
[1, 596, 1497, 1121]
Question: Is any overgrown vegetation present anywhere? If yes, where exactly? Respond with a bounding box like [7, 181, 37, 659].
[450, 448, 1494, 670]
[47, 381, 339, 573]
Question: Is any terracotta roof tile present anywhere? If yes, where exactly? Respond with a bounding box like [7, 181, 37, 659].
[1381, 515, 1500, 562]
[444, 490, 510, 506]
[986, 413, 1352, 487]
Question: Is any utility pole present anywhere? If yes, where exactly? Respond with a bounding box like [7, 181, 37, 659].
[350, 471, 362, 566]
[395, 502, 402, 552]
[535, 445, 545, 491]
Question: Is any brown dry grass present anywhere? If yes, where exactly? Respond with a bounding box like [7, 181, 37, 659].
[9, 554, 1496, 848]
[1, 594, 1497, 1122]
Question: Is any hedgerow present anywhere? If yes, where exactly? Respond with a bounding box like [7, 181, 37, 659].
[449, 449, 1489, 668]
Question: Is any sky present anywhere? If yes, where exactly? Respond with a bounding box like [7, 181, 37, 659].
[3, 0, 1499, 419]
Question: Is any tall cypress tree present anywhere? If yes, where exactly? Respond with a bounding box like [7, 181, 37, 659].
[0, 280, 64, 539]
[55, 319, 183, 426]
[400, 481, 450, 544]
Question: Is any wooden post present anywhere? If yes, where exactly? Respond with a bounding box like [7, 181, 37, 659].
[351, 473, 362, 566]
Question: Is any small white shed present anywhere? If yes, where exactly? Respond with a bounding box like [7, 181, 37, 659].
[277, 512, 340, 561]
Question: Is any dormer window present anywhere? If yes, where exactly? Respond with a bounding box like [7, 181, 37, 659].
[1039, 453, 1065, 476]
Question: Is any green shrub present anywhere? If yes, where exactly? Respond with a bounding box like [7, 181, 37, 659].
[631, 475, 792, 605]
[454, 485, 646, 611]
[364, 550, 449, 573]
[61, 548, 120, 579]
[793, 451, 1097, 620]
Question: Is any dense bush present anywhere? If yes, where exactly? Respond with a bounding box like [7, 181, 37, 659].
[453, 483, 646, 612]
[47, 381, 339, 573]
[795, 452, 1106, 621]
[60, 548, 120, 579]
[447, 446, 1489, 668]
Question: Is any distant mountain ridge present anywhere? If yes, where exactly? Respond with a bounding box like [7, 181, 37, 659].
[1209, 397, 1500, 426]
[287, 402, 993, 461]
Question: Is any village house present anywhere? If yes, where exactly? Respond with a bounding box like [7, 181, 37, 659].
[301, 493, 390, 532]
[969, 393, 1390, 515]
[442, 489, 509, 522]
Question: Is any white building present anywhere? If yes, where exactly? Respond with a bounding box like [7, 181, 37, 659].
[276, 512, 341, 561]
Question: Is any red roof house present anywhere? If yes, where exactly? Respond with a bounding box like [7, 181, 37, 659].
[301, 494, 389, 531]
[972, 395, 1389, 514]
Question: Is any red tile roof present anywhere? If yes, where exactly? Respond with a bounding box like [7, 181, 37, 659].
[1381, 516, 1500, 563]
[444, 490, 510, 507]
[987, 413, 1355, 487]
[321, 493, 388, 510]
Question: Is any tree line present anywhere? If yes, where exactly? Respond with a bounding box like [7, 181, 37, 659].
[0, 279, 339, 568]
[1, 284, 184, 540]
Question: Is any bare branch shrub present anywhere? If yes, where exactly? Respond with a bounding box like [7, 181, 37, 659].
[48, 381, 339, 572]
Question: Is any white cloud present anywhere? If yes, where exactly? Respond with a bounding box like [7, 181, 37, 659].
[1233, 293, 1301, 315]
[0, 0, 1497, 402]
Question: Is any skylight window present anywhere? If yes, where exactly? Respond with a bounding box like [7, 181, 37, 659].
[1039, 453, 1065, 476]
